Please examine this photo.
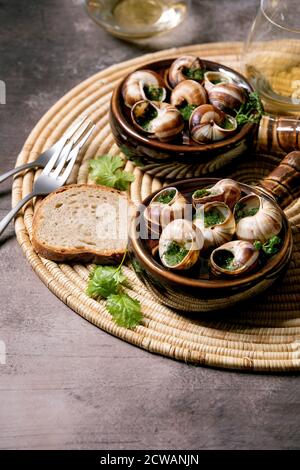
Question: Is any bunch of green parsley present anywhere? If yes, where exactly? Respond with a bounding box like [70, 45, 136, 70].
[89, 154, 134, 191]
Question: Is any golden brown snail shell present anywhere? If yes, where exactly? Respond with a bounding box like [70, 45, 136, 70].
[208, 82, 246, 113]
[168, 55, 205, 88]
[159, 219, 203, 270]
[122, 69, 167, 108]
[234, 194, 282, 243]
[131, 100, 184, 142]
[193, 201, 236, 251]
[192, 179, 241, 209]
[144, 187, 188, 236]
[210, 240, 260, 277]
[170, 80, 207, 108]
[204, 71, 234, 93]
[189, 104, 237, 144]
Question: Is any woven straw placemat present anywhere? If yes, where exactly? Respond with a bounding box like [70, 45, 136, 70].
[12, 42, 300, 372]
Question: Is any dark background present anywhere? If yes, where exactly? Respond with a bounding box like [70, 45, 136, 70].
[0, 0, 299, 450]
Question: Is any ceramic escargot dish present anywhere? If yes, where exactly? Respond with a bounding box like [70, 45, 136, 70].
[129, 152, 300, 312]
[110, 56, 259, 174]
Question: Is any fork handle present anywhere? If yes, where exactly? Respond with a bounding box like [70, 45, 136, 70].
[0, 192, 35, 236]
[0, 162, 36, 184]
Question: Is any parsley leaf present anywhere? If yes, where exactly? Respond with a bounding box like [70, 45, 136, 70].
[89, 155, 135, 191]
[87, 266, 126, 299]
[253, 235, 282, 256]
[107, 293, 142, 329]
[235, 92, 264, 126]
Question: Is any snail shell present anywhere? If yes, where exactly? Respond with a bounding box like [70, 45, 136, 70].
[192, 179, 241, 209]
[144, 187, 187, 235]
[170, 80, 207, 107]
[204, 71, 234, 93]
[189, 104, 237, 144]
[168, 55, 205, 88]
[159, 219, 203, 270]
[122, 69, 167, 108]
[193, 201, 236, 250]
[131, 100, 184, 142]
[210, 240, 260, 277]
[234, 194, 283, 243]
[208, 83, 246, 113]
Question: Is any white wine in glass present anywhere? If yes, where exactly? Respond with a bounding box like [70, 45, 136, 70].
[243, 0, 300, 115]
[85, 0, 190, 39]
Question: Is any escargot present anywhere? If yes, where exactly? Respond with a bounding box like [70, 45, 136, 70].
[122, 70, 167, 108]
[208, 82, 246, 114]
[170, 80, 208, 120]
[159, 219, 203, 270]
[204, 71, 234, 93]
[144, 187, 187, 235]
[189, 104, 237, 144]
[234, 194, 283, 243]
[168, 56, 205, 88]
[192, 179, 241, 209]
[210, 240, 260, 277]
[193, 201, 236, 250]
[131, 100, 184, 142]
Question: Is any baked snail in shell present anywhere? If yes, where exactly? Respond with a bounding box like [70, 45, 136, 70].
[210, 240, 260, 277]
[122, 70, 167, 108]
[131, 100, 184, 142]
[204, 71, 234, 93]
[170, 80, 208, 118]
[189, 104, 237, 144]
[234, 194, 283, 243]
[168, 55, 205, 88]
[192, 179, 241, 209]
[208, 82, 246, 113]
[144, 187, 188, 235]
[193, 201, 236, 251]
[159, 219, 204, 270]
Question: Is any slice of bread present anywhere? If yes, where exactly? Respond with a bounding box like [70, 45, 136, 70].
[32, 184, 132, 264]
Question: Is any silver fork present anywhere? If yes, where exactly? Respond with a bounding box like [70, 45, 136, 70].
[0, 120, 95, 236]
[0, 115, 91, 184]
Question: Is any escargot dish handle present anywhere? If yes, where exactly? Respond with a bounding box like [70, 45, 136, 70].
[259, 151, 300, 208]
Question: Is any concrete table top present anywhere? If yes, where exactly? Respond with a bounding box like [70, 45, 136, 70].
[0, 0, 299, 450]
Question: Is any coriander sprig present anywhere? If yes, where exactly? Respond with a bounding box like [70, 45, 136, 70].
[235, 92, 264, 126]
[89, 154, 134, 191]
[86, 254, 142, 329]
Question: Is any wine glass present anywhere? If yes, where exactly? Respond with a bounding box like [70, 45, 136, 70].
[85, 0, 190, 40]
[243, 0, 300, 115]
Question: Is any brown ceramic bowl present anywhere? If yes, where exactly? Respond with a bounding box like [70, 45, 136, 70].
[110, 58, 258, 179]
[128, 152, 300, 312]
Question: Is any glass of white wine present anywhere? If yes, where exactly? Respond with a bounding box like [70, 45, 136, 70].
[243, 0, 300, 115]
[85, 0, 190, 40]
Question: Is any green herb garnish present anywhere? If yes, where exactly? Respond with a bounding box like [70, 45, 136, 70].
[164, 241, 188, 266]
[135, 104, 158, 131]
[87, 255, 142, 329]
[193, 188, 210, 199]
[234, 202, 259, 222]
[204, 208, 225, 228]
[87, 266, 127, 299]
[178, 103, 198, 121]
[235, 91, 264, 126]
[155, 189, 176, 204]
[216, 250, 237, 271]
[184, 67, 204, 81]
[221, 117, 235, 130]
[107, 293, 142, 329]
[144, 85, 164, 102]
[89, 155, 134, 191]
[254, 235, 282, 256]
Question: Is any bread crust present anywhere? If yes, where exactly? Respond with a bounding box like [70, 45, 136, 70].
[32, 184, 131, 264]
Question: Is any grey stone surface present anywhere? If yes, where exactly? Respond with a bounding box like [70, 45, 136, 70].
[0, 0, 299, 450]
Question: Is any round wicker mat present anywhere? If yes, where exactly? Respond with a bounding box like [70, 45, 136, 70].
[12, 42, 300, 372]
